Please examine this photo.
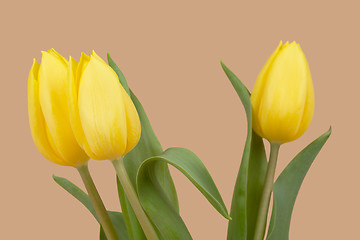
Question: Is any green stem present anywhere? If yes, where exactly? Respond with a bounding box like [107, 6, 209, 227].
[253, 143, 280, 240]
[77, 164, 119, 240]
[112, 158, 159, 240]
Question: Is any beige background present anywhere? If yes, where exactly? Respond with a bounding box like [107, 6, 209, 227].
[1, 0, 359, 239]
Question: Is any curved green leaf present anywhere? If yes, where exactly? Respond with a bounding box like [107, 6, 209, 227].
[137, 147, 230, 240]
[221, 62, 268, 240]
[100, 211, 129, 240]
[266, 127, 332, 240]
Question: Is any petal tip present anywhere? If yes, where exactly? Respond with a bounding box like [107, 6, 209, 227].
[32, 58, 39, 65]
[81, 52, 89, 58]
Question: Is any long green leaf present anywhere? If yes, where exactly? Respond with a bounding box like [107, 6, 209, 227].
[221, 62, 268, 240]
[108, 54, 146, 239]
[116, 177, 146, 240]
[100, 211, 130, 240]
[108, 53, 130, 95]
[126, 91, 179, 210]
[266, 127, 331, 240]
[108, 54, 179, 239]
[246, 132, 268, 240]
[137, 147, 231, 240]
[108, 54, 178, 208]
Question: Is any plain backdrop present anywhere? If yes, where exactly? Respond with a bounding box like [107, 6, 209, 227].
[1, 0, 359, 239]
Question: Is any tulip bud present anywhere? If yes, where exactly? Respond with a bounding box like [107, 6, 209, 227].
[68, 51, 141, 160]
[28, 49, 89, 166]
[251, 41, 314, 143]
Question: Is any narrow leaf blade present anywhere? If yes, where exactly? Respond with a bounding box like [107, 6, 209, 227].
[116, 177, 146, 240]
[53, 175, 98, 222]
[53, 176, 129, 240]
[99, 211, 130, 240]
[107, 54, 130, 95]
[221, 62, 268, 240]
[107, 56, 179, 238]
[108, 55, 177, 209]
[246, 132, 268, 240]
[266, 128, 332, 240]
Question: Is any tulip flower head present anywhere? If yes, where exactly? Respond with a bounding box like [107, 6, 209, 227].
[251, 41, 314, 144]
[28, 49, 89, 166]
[68, 51, 141, 160]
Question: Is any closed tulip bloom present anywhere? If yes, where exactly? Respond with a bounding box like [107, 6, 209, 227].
[28, 49, 89, 166]
[251, 41, 314, 143]
[68, 51, 141, 160]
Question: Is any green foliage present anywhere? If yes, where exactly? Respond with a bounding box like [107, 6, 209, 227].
[108, 54, 178, 239]
[100, 212, 129, 240]
[53, 176, 128, 239]
[107, 55, 229, 239]
[221, 62, 268, 240]
[53, 175, 98, 221]
[116, 177, 146, 240]
[266, 128, 331, 240]
[107, 53, 130, 95]
[137, 147, 231, 239]
[222, 62, 331, 240]
[51, 56, 330, 240]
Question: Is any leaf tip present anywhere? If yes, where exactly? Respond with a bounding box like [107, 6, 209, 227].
[107, 52, 113, 63]
[322, 126, 332, 139]
[220, 60, 226, 69]
[52, 174, 61, 185]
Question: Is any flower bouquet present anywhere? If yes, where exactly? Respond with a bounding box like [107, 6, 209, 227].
[28, 41, 330, 240]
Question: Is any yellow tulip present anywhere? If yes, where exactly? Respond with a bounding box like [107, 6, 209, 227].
[251, 41, 314, 143]
[68, 51, 141, 160]
[28, 49, 89, 166]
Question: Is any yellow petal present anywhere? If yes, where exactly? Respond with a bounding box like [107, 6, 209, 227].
[48, 48, 69, 66]
[294, 49, 314, 140]
[68, 56, 99, 160]
[251, 41, 283, 137]
[76, 53, 90, 89]
[39, 51, 88, 166]
[258, 42, 308, 143]
[92, 50, 107, 64]
[28, 59, 67, 165]
[78, 53, 127, 160]
[121, 87, 141, 155]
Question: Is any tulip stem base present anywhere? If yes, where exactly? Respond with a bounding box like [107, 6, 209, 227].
[112, 158, 159, 240]
[77, 164, 118, 240]
[253, 143, 280, 240]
